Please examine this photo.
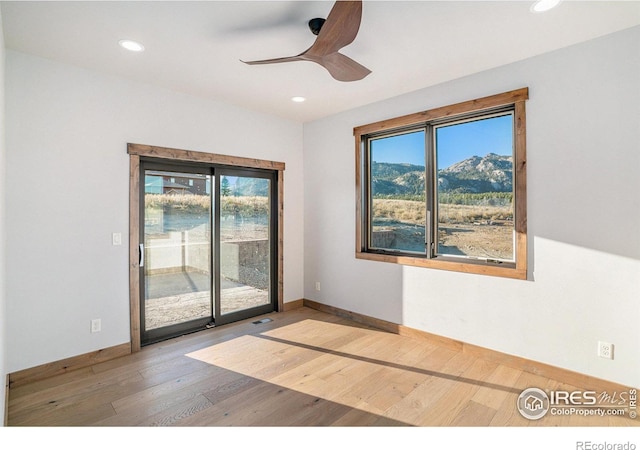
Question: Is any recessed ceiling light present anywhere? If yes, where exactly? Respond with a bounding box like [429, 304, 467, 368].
[531, 0, 561, 13]
[118, 39, 145, 52]
[291, 96, 306, 103]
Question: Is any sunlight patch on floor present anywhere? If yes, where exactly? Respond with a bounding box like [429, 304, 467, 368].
[183, 318, 480, 419]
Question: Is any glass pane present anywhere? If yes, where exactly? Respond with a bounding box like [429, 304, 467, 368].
[435, 114, 515, 261]
[220, 175, 271, 315]
[369, 130, 426, 253]
[144, 170, 212, 330]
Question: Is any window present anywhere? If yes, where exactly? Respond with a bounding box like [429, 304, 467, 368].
[355, 88, 528, 279]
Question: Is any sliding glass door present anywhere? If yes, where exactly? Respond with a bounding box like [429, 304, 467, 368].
[217, 170, 274, 323]
[140, 162, 276, 345]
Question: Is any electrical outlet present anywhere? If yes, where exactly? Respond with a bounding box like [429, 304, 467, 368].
[91, 319, 101, 333]
[598, 341, 614, 360]
[315, 282, 321, 291]
[112, 232, 122, 246]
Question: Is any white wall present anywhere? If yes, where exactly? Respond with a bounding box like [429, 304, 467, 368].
[304, 26, 640, 388]
[5, 51, 304, 373]
[0, 7, 8, 424]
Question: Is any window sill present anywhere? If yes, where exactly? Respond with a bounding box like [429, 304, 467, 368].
[356, 251, 527, 280]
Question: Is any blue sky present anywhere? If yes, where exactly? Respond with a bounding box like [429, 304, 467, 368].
[371, 130, 426, 167]
[370, 114, 513, 169]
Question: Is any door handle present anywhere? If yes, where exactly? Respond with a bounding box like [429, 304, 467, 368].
[139, 243, 144, 267]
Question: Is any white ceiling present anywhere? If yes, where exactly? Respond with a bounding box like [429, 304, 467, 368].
[2, 1, 639, 123]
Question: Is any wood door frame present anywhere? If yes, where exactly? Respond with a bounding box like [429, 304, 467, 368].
[128, 143, 285, 352]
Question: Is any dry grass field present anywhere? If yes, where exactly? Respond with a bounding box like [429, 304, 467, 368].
[372, 198, 512, 225]
[372, 199, 514, 259]
[146, 193, 269, 217]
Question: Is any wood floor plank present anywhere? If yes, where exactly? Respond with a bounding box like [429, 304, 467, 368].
[17, 400, 117, 427]
[7, 367, 95, 401]
[110, 364, 227, 413]
[179, 379, 290, 426]
[450, 400, 497, 426]
[105, 392, 216, 426]
[414, 357, 499, 425]
[151, 394, 214, 426]
[349, 365, 428, 413]
[471, 364, 523, 410]
[382, 350, 475, 425]
[8, 369, 143, 421]
[331, 400, 411, 426]
[244, 388, 348, 426]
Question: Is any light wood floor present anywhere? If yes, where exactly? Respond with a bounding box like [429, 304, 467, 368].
[7, 307, 639, 427]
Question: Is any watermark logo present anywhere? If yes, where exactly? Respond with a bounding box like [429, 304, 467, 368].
[576, 442, 637, 450]
[517, 387, 550, 420]
[630, 388, 637, 419]
[517, 387, 637, 421]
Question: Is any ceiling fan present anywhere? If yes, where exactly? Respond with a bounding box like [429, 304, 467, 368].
[241, 1, 371, 82]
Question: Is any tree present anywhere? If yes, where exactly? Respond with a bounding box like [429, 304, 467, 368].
[221, 177, 231, 196]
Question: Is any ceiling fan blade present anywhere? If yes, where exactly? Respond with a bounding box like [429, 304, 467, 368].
[241, 55, 303, 66]
[313, 52, 371, 82]
[307, 1, 363, 57]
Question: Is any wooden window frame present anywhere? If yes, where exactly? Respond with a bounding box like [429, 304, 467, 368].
[354, 88, 528, 279]
[128, 143, 285, 351]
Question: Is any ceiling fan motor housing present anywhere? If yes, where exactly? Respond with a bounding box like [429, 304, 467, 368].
[308, 18, 326, 35]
